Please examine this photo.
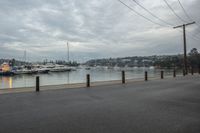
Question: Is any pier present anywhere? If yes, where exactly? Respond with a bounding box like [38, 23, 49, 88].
[0, 75, 199, 133]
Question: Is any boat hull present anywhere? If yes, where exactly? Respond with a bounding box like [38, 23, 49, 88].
[0, 71, 14, 76]
[37, 69, 49, 74]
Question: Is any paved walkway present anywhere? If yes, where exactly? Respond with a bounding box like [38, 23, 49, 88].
[0, 75, 199, 133]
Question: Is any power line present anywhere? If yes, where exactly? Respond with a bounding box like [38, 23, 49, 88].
[177, 0, 200, 35]
[131, 0, 200, 41]
[163, 0, 188, 23]
[175, 25, 200, 41]
[177, 0, 193, 21]
[187, 30, 200, 41]
[174, 27, 200, 42]
[118, 0, 199, 42]
[131, 0, 173, 27]
[176, 0, 200, 37]
[118, 0, 164, 27]
[120, 0, 200, 41]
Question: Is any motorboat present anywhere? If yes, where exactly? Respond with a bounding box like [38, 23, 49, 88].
[36, 68, 50, 74]
[50, 65, 72, 72]
[0, 62, 14, 76]
[0, 71, 14, 76]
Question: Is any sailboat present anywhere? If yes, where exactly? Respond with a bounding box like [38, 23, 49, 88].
[50, 42, 75, 72]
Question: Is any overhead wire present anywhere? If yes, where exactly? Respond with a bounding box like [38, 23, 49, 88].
[118, 0, 165, 27]
[177, 0, 200, 40]
[162, 0, 200, 41]
[126, 0, 200, 41]
[177, 0, 193, 21]
[118, 0, 200, 42]
[163, 0, 188, 23]
[131, 0, 173, 27]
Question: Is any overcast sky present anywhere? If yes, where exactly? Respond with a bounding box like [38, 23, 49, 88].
[0, 0, 200, 62]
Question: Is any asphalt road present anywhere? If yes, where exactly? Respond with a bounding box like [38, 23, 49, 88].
[0, 75, 200, 133]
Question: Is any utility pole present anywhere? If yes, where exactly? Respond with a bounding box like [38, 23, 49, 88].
[173, 21, 195, 75]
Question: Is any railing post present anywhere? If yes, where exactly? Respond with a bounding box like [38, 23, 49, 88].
[161, 71, 164, 79]
[145, 71, 148, 81]
[122, 71, 125, 84]
[86, 74, 90, 87]
[191, 67, 194, 75]
[36, 76, 40, 92]
[173, 69, 176, 77]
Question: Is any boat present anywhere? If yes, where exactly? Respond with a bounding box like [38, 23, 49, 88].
[149, 66, 155, 69]
[85, 67, 91, 70]
[13, 69, 37, 75]
[0, 71, 14, 76]
[36, 68, 50, 74]
[0, 62, 14, 76]
[50, 65, 72, 72]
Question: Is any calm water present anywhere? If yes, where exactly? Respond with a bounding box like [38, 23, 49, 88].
[0, 67, 182, 89]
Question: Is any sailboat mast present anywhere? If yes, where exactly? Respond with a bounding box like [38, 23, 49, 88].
[67, 42, 69, 63]
[24, 50, 26, 63]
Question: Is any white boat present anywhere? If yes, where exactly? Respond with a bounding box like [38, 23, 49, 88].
[50, 66, 72, 72]
[14, 69, 37, 74]
[36, 68, 50, 74]
[149, 66, 155, 69]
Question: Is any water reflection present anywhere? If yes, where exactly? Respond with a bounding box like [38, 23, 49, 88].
[0, 68, 182, 89]
[1, 77, 13, 89]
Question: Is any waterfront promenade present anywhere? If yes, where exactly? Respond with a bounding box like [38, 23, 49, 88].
[0, 75, 199, 133]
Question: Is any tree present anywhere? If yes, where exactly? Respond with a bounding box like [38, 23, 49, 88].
[188, 48, 200, 68]
[189, 48, 198, 56]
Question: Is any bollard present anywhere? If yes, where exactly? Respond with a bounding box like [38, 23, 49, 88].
[145, 71, 148, 81]
[199, 67, 200, 74]
[122, 71, 125, 84]
[183, 69, 185, 76]
[86, 74, 90, 87]
[173, 69, 176, 78]
[185, 68, 188, 75]
[36, 76, 40, 92]
[191, 67, 194, 75]
[161, 71, 164, 79]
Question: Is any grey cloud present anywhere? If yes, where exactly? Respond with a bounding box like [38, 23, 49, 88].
[0, 0, 200, 61]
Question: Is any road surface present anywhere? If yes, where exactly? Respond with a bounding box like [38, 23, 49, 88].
[0, 75, 199, 133]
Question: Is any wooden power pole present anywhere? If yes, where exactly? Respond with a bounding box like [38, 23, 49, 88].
[173, 21, 195, 75]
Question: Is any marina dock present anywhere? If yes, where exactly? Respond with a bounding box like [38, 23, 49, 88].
[0, 75, 199, 133]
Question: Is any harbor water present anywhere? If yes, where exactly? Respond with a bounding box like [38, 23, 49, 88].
[0, 67, 182, 89]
